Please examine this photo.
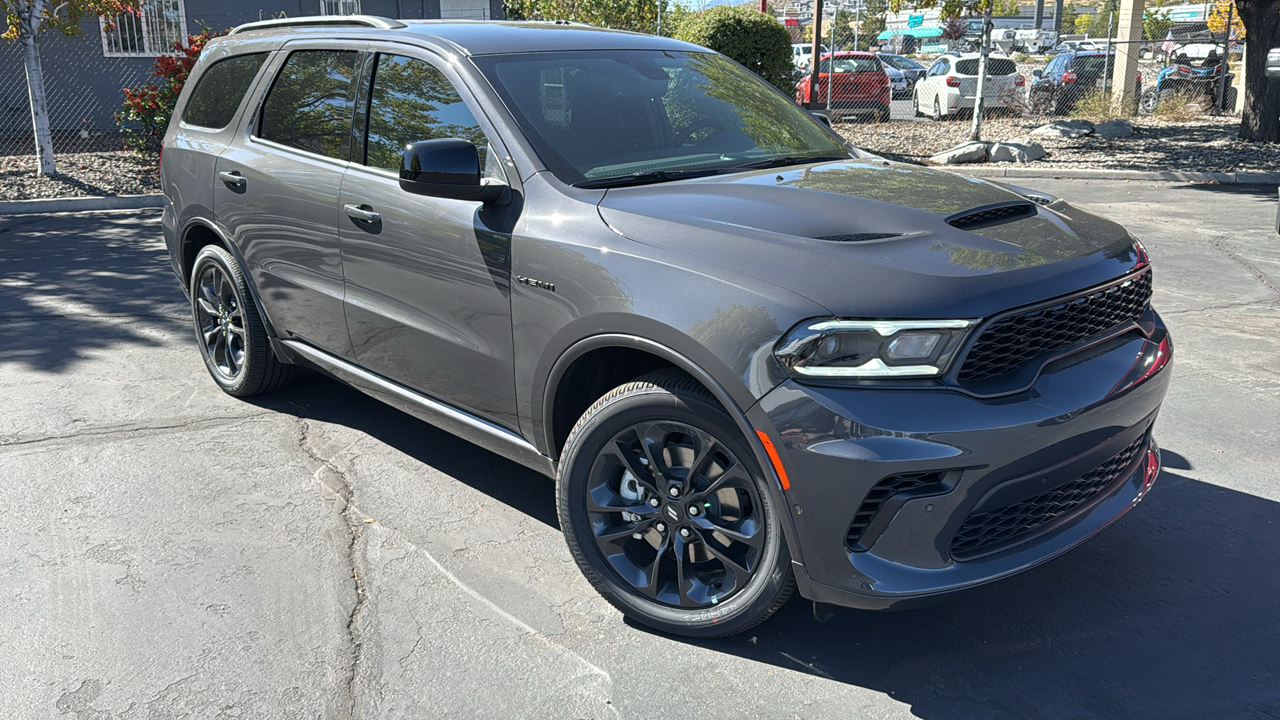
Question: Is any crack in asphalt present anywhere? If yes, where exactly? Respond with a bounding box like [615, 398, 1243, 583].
[1209, 234, 1280, 298]
[294, 417, 369, 719]
[0, 413, 277, 451]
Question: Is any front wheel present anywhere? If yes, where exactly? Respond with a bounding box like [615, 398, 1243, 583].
[557, 370, 795, 638]
[1138, 88, 1159, 115]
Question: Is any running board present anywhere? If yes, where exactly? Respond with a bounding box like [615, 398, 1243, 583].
[281, 340, 556, 478]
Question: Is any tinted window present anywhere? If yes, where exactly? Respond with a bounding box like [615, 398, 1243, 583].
[929, 59, 949, 76]
[880, 54, 921, 71]
[258, 50, 359, 159]
[1071, 55, 1113, 75]
[363, 53, 490, 174]
[182, 53, 267, 129]
[955, 58, 1018, 76]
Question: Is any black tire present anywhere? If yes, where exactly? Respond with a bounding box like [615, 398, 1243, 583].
[876, 105, 891, 123]
[557, 369, 795, 638]
[1138, 88, 1159, 115]
[913, 89, 923, 117]
[189, 244, 295, 397]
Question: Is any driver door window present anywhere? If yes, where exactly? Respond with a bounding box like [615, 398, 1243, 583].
[362, 53, 505, 181]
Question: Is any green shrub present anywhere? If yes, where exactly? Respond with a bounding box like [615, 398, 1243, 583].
[675, 6, 794, 91]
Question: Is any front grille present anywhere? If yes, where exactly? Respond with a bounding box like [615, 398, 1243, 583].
[949, 436, 1147, 559]
[946, 202, 1037, 230]
[958, 270, 1152, 384]
[846, 471, 946, 551]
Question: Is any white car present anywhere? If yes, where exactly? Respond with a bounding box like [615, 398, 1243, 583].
[912, 54, 1027, 119]
[885, 64, 908, 97]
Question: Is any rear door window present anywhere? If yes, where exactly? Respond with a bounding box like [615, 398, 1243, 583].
[181, 53, 268, 129]
[359, 53, 501, 179]
[258, 49, 360, 160]
[955, 58, 1018, 76]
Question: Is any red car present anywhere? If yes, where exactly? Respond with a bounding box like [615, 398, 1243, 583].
[795, 51, 891, 122]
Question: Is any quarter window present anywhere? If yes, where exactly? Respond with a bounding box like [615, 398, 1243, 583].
[362, 54, 495, 176]
[181, 53, 268, 130]
[258, 50, 360, 160]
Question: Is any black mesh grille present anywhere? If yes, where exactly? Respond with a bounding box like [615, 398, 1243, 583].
[946, 202, 1037, 230]
[958, 271, 1152, 384]
[846, 471, 946, 550]
[818, 233, 900, 243]
[949, 436, 1147, 559]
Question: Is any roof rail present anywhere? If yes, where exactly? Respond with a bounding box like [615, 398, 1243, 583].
[228, 15, 407, 35]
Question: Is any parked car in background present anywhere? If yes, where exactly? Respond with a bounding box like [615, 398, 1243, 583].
[792, 42, 828, 70]
[884, 64, 909, 98]
[877, 52, 926, 92]
[913, 54, 1025, 119]
[1052, 40, 1102, 54]
[1030, 50, 1142, 115]
[796, 51, 891, 122]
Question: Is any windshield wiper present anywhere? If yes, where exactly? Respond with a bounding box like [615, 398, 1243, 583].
[731, 154, 849, 171]
[573, 168, 725, 189]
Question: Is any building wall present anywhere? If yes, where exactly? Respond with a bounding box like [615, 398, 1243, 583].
[0, 0, 505, 153]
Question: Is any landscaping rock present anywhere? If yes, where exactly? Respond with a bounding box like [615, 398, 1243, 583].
[989, 140, 1047, 163]
[1030, 120, 1095, 138]
[1094, 119, 1134, 138]
[928, 141, 989, 165]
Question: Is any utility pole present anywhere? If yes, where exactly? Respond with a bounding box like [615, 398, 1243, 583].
[970, 3, 993, 141]
[760, 0, 768, 11]
[808, 0, 825, 109]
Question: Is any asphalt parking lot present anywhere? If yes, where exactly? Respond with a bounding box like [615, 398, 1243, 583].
[2, 179, 1278, 719]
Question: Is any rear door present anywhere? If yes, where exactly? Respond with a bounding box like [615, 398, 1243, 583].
[214, 42, 364, 359]
[337, 47, 521, 430]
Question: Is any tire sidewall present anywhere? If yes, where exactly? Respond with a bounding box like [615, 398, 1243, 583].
[190, 245, 256, 396]
[558, 386, 790, 637]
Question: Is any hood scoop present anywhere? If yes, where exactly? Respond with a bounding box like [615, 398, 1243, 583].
[946, 202, 1037, 231]
[816, 232, 902, 243]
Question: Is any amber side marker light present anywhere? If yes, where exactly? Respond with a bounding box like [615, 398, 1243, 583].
[755, 429, 791, 490]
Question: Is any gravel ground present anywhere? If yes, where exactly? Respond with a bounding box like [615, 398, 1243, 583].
[839, 114, 1276, 173]
[0, 151, 159, 201]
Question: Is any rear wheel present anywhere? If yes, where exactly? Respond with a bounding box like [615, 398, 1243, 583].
[932, 95, 943, 120]
[189, 245, 294, 397]
[1138, 88, 1159, 114]
[557, 370, 794, 638]
[876, 104, 891, 123]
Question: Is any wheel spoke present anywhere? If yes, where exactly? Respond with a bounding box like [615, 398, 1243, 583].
[599, 441, 661, 499]
[683, 429, 721, 491]
[196, 297, 219, 317]
[696, 529, 754, 588]
[672, 534, 699, 607]
[691, 515, 764, 551]
[689, 461, 749, 502]
[641, 533, 671, 598]
[594, 517, 654, 545]
[585, 488, 655, 518]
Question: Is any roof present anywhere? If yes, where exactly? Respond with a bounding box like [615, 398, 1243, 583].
[228, 17, 704, 56]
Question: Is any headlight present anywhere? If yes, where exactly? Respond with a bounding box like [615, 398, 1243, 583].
[774, 319, 976, 379]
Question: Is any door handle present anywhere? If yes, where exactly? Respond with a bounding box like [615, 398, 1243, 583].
[343, 204, 381, 224]
[218, 171, 246, 188]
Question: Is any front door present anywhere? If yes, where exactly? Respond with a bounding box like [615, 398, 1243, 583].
[214, 44, 362, 358]
[338, 49, 520, 430]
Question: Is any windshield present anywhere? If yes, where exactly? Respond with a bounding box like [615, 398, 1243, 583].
[955, 58, 1018, 76]
[472, 50, 850, 185]
[819, 56, 882, 73]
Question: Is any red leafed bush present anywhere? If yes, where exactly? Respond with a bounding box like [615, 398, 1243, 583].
[116, 30, 224, 155]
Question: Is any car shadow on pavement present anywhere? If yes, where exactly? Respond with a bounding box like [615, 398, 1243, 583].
[0, 211, 187, 372]
[680, 463, 1280, 718]
[245, 368, 561, 529]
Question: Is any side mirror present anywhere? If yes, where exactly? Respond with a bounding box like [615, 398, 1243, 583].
[811, 112, 832, 127]
[399, 138, 506, 203]
[1032, 69, 1043, 77]
[1266, 48, 1280, 79]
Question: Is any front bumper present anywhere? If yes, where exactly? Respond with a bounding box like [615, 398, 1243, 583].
[753, 320, 1172, 610]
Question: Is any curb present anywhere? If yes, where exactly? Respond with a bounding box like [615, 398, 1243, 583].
[0, 194, 164, 215]
[945, 167, 1280, 184]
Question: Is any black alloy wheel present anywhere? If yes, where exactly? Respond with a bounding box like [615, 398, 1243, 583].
[585, 420, 765, 608]
[189, 244, 294, 396]
[558, 370, 794, 637]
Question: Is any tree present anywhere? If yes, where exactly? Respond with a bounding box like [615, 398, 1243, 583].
[1087, 0, 1118, 38]
[676, 5, 794, 91]
[993, 0, 1021, 16]
[1206, 0, 1245, 39]
[858, 0, 889, 50]
[1230, 0, 1278, 142]
[1143, 1, 1174, 41]
[504, 0, 671, 34]
[3, 0, 139, 177]
[940, 16, 969, 41]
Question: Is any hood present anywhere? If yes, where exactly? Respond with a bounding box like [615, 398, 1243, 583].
[596, 160, 1142, 319]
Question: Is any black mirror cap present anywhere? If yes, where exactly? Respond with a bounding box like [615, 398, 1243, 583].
[811, 111, 832, 127]
[399, 138, 506, 202]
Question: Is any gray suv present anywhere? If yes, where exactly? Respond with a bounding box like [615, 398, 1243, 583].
[162, 16, 1172, 638]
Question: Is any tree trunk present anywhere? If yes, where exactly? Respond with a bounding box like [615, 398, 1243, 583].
[1237, 0, 1280, 143]
[18, 0, 58, 177]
